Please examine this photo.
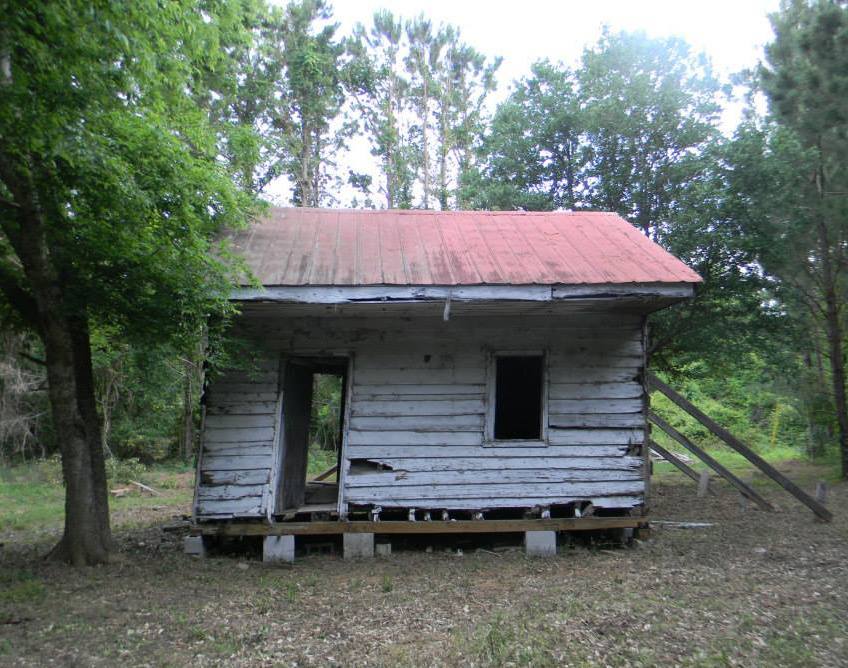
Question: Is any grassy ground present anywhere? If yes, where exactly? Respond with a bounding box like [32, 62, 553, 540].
[0, 456, 845, 666]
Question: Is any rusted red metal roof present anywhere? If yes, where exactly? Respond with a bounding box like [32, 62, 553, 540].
[229, 208, 702, 286]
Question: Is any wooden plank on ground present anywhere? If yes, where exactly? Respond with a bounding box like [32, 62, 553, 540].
[648, 374, 832, 522]
[195, 517, 645, 536]
[649, 439, 716, 495]
[648, 411, 773, 512]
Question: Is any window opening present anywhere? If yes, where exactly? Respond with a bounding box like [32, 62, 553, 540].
[494, 355, 544, 440]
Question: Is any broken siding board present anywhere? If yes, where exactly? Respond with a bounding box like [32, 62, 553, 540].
[202, 444, 273, 458]
[205, 393, 280, 406]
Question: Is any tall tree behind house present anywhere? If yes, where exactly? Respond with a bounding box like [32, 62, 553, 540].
[757, 0, 848, 477]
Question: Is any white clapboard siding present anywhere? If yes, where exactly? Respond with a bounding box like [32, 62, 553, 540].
[204, 401, 278, 415]
[346, 445, 630, 459]
[548, 414, 646, 428]
[548, 367, 640, 383]
[201, 469, 271, 486]
[352, 367, 486, 385]
[198, 454, 274, 471]
[347, 430, 484, 446]
[354, 383, 485, 397]
[197, 483, 268, 501]
[345, 480, 645, 502]
[206, 393, 279, 406]
[549, 382, 643, 400]
[202, 443, 273, 457]
[345, 469, 642, 487]
[197, 311, 650, 518]
[354, 455, 643, 472]
[196, 358, 280, 519]
[355, 495, 643, 510]
[195, 497, 265, 517]
[352, 399, 485, 417]
[547, 428, 644, 446]
[204, 414, 277, 430]
[350, 415, 485, 431]
[202, 426, 276, 443]
[548, 398, 643, 414]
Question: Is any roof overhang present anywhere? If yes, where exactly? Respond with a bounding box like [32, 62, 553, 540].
[230, 283, 696, 316]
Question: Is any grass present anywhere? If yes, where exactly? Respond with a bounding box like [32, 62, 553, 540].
[0, 459, 845, 666]
[0, 459, 194, 535]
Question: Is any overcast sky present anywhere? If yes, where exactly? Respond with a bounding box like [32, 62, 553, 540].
[331, 0, 779, 94]
[266, 0, 781, 205]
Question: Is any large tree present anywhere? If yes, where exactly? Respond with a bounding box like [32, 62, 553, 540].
[0, 0, 256, 564]
[757, 0, 848, 476]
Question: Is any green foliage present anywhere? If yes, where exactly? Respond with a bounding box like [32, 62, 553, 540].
[104, 457, 146, 485]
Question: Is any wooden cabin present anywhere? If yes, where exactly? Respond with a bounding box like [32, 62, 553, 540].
[188, 208, 701, 561]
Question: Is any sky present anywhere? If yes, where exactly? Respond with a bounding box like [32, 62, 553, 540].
[266, 0, 781, 205]
[330, 0, 780, 97]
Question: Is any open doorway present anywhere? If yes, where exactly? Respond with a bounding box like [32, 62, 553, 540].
[277, 356, 347, 514]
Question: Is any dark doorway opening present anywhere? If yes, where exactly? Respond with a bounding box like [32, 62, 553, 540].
[494, 355, 544, 440]
[277, 357, 347, 513]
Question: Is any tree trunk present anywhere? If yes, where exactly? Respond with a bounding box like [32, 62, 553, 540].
[818, 221, 848, 478]
[0, 162, 113, 565]
[43, 314, 113, 565]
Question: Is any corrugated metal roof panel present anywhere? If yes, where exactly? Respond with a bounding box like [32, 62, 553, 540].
[228, 208, 702, 286]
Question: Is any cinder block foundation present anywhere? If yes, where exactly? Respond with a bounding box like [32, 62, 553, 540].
[343, 532, 375, 559]
[375, 542, 392, 557]
[524, 530, 557, 557]
[183, 535, 207, 557]
[263, 535, 295, 563]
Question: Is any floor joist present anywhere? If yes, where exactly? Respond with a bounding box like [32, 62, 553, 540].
[193, 517, 645, 537]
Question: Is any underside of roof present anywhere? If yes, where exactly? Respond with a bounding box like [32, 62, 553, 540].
[227, 208, 703, 288]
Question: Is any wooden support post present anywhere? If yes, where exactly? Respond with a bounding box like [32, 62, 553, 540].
[649, 411, 773, 512]
[649, 439, 716, 495]
[697, 470, 710, 498]
[183, 535, 206, 557]
[648, 374, 832, 522]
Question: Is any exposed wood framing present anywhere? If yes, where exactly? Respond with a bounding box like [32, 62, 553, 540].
[648, 374, 832, 522]
[193, 516, 646, 536]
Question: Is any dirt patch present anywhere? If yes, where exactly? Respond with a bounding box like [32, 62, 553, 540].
[1, 468, 846, 666]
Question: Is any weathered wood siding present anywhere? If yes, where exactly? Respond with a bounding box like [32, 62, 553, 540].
[195, 357, 280, 519]
[194, 312, 648, 519]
